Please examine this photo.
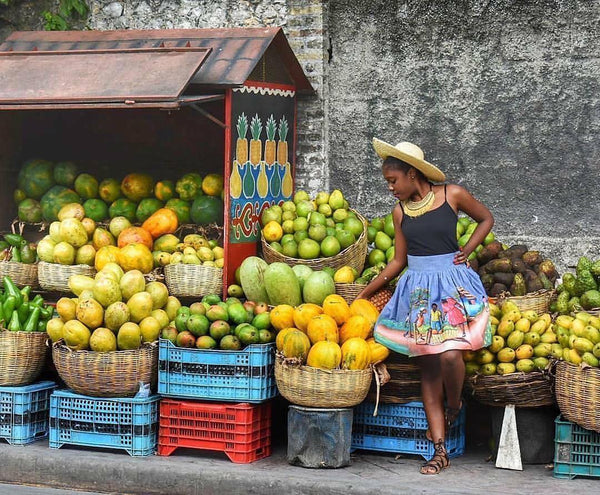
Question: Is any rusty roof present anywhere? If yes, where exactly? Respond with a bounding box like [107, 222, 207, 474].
[0, 27, 313, 93]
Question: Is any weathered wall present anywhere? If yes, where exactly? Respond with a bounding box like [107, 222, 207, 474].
[328, 0, 600, 270]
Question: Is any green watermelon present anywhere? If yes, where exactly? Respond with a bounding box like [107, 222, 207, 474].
[53, 161, 78, 187]
[83, 198, 109, 222]
[165, 199, 191, 224]
[17, 198, 43, 223]
[74, 173, 99, 199]
[109, 198, 137, 223]
[40, 185, 81, 221]
[136, 198, 163, 223]
[190, 196, 223, 225]
[18, 159, 55, 199]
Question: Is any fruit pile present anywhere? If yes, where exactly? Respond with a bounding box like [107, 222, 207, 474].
[239, 257, 336, 307]
[160, 294, 275, 350]
[364, 214, 396, 269]
[275, 296, 389, 370]
[553, 256, 600, 313]
[0, 233, 37, 264]
[260, 189, 364, 260]
[464, 301, 555, 375]
[552, 312, 600, 367]
[477, 244, 558, 297]
[152, 233, 223, 269]
[455, 216, 498, 267]
[14, 159, 224, 226]
[47, 264, 178, 351]
[0, 277, 53, 332]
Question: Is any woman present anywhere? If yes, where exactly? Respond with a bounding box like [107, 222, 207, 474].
[356, 138, 494, 475]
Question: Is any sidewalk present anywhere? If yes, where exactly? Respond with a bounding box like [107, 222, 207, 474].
[0, 439, 595, 495]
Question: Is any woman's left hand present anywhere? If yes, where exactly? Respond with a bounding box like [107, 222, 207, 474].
[454, 248, 469, 265]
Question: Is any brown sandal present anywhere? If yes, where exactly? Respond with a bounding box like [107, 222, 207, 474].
[420, 440, 449, 475]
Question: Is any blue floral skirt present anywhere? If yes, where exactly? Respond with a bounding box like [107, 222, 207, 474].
[374, 252, 492, 357]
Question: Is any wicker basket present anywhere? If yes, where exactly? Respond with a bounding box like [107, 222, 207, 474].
[0, 261, 38, 288]
[38, 261, 96, 292]
[464, 370, 555, 407]
[261, 210, 368, 274]
[335, 282, 367, 304]
[274, 355, 372, 408]
[0, 330, 47, 386]
[52, 341, 158, 398]
[555, 360, 600, 432]
[496, 289, 556, 313]
[164, 263, 223, 298]
[367, 352, 421, 404]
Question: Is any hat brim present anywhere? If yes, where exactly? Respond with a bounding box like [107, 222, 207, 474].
[373, 138, 446, 182]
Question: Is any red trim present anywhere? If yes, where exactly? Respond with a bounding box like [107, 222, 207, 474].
[243, 80, 296, 92]
[223, 89, 232, 297]
[292, 96, 297, 196]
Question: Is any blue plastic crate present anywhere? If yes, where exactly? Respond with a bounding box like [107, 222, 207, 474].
[554, 415, 600, 480]
[49, 390, 160, 457]
[0, 381, 56, 445]
[351, 401, 466, 460]
[158, 339, 276, 403]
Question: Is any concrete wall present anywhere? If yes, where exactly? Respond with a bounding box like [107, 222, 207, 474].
[327, 0, 600, 270]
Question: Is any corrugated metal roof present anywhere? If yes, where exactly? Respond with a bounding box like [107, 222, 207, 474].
[0, 27, 313, 93]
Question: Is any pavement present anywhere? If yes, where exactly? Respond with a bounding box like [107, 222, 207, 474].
[0, 438, 595, 495]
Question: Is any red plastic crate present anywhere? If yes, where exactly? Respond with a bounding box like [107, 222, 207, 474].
[157, 399, 271, 463]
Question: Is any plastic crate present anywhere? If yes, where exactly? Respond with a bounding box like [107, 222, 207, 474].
[554, 415, 600, 479]
[49, 390, 160, 457]
[158, 399, 271, 463]
[158, 339, 276, 403]
[0, 381, 56, 445]
[352, 401, 466, 460]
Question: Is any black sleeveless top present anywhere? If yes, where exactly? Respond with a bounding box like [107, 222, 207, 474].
[400, 185, 459, 256]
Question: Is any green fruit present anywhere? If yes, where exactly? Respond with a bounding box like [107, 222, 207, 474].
[483, 232, 495, 245]
[343, 217, 364, 237]
[480, 363, 496, 375]
[308, 211, 326, 226]
[40, 185, 81, 222]
[165, 199, 191, 224]
[298, 238, 320, 259]
[281, 234, 295, 245]
[328, 189, 345, 210]
[383, 214, 395, 237]
[155, 180, 175, 202]
[261, 207, 282, 226]
[175, 313, 189, 333]
[282, 240, 298, 258]
[83, 199, 109, 222]
[296, 200, 314, 218]
[335, 229, 355, 250]
[186, 314, 210, 337]
[190, 196, 223, 225]
[238, 325, 260, 345]
[458, 234, 471, 248]
[582, 352, 599, 367]
[252, 312, 271, 330]
[294, 230, 308, 244]
[370, 217, 384, 232]
[320, 236, 341, 257]
[17, 199, 42, 223]
[109, 198, 137, 223]
[219, 334, 241, 350]
[270, 242, 283, 253]
[308, 224, 327, 242]
[53, 161, 78, 187]
[18, 159, 55, 200]
[121, 173, 154, 202]
[195, 335, 217, 349]
[259, 329, 275, 343]
[368, 249, 386, 267]
[303, 271, 335, 305]
[366, 226, 377, 243]
[228, 303, 249, 325]
[516, 358, 535, 373]
[533, 357, 549, 370]
[175, 173, 203, 201]
[209, 320, 231, 340]
[374, 231, 392, 251]
[136, 198, 163, 223]
[74, 173, 99, 199]
[98, 178, 122, 203]
[202, 294, 221, 305]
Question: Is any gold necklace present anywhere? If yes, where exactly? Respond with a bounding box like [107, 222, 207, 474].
[401, 186, 435, 217]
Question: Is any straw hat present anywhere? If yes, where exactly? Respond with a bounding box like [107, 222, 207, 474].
[372, 138, 446, 182]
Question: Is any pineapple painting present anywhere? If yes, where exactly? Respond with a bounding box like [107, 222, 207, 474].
[278, 117, 293, 197]
[264, 115, 277, 165]
[249, 114, 263, 165]
[230, 113, 247, 199]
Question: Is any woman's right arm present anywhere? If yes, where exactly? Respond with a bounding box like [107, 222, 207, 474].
[355, 204, 407, 300]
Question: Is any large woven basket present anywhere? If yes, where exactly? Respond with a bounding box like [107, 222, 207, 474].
[0, 330, 47, 386]
[261, 210, 368, 274]
[164, 263, 223, 298]
[38, 261, 96, 292]
[274, 355, 372, 408]
[335, 282, 367, 304]
[464, 370, 555, 407]
[367, 352, 421, 404]
[0, 261, 38, 289]
[555, 360, 600, 432]
[52, 341, 158, 398]
[496, 289, 556, 313]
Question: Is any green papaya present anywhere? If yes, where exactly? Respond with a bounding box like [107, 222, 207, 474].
[109, 198, 137, 223]
[263, 262, 302, 307]
[239, 256, 269, 304]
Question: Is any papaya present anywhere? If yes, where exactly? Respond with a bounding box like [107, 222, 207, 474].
[175, 173, 203, 201]
[18, 199, 43, 223]
[18, 159, 55, 199]
[239, 256, 269, 304]
[121, 173, 154, 202]
[136, 198, 164, 223]
[98, 178, 122, 204]
[263, 262, 302, 307]
[74, 173, 99, 199]
[165, 199, 191, 224]
[40, 185, 81, 222]
[154, 180, 175, 202]
[53, 161, 78, 187]
[83, 198, 109, 222]
[109, 198, 137, 223]
[190, 195, 223, 225]
[302, 271, 335, 305]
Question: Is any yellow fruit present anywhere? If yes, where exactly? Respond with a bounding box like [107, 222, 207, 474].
[63, 319, 91, 350]
[340, 337, 371, 370]
[276, 327, 298, 352]
[538, 313, 552, 330]
[56, 297, 77, 322]
[339, 315, 371, 343]
[95, 245, 121, 271]
[139, 316, 162, 343]
[533, 357, 550, 370]
[465, 362, 480, 375]
[127, 291, 154, 323]
[349, 299, 379, 329]
[271, 305, 295, 331]
[89, 327, 117, 352]
[502, 309, 521, 323]
[489, 315, 500, 326]
[551, 343, 563, 359]
[366, 338, 390, 364]
[117, 322, 142, 350]
[506, 330, 524, 349]
[540, 331, 557, 344]
[514, 318, 531, 333]
[480, 363, 497, 375]
[497, 320, 514, 338]
[582, 352, 599, 367]
[489, 335, 504, 354]
[584, 326, 600, 344]
[322, 294, 351, 325]
[556, 315, 574, 329]
[306, 314, 339, 345]
[515, 344, 534, 360]
[516, 359, 535, 373]
[333, 266, 355, 283]
[118, 243, 154, 274]
[293, 304, 323, 332]
[589, 316, 600, 330]
[75, 298, 104, 330]
[569, 349, 583, 365]
[281, 329, 311, 361]
[201, 173, 224, 196]
[573, 337, 594, 354]
[571, 319, 586, 337]
[263, 221, 283, 242]
[306, 341, 342, 370]
[477, 349, 495, 364]
[497, 347, 516, 363]
[500, 300, 519, 315]
[497, 363, 516, 375]
[532, 343, 551, 358]
[463, 350, 477, 362]
[46, 318, 65, 342]
[522, 310, 538, 323]
[151, 309, 170, 329]
[523, 332, 541, 346]
[575, 312, 592, 324]
[489, 303, 501, 319]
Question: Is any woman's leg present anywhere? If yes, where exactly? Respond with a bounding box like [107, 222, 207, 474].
[440, 350, 465, 420]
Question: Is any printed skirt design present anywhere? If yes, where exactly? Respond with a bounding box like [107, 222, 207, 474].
[374, 252, 492, 357]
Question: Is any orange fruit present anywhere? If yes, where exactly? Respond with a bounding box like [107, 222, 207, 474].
[263, 221, 283, 243]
